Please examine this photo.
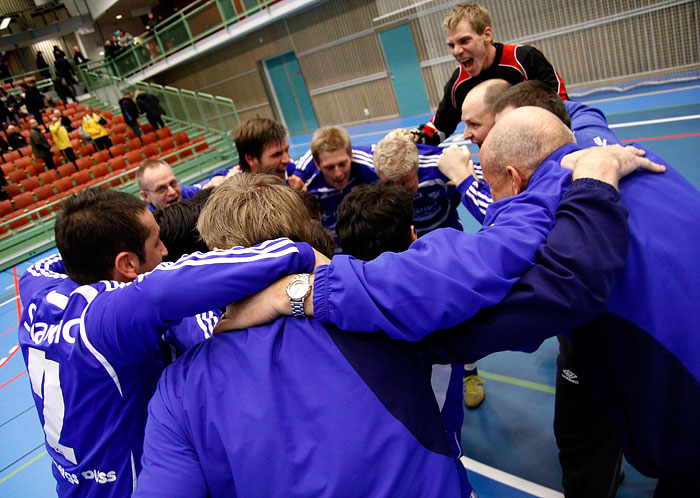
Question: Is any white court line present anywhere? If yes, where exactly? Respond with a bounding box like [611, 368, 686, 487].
[584, 83, 700, 104]
[609, 113, 700, 128]
[461, 456, 564, 498]
[0, 344, 20, 368]
[0, 295, 19, 308]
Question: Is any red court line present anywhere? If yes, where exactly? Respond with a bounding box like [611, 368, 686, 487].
[0, 325, 18, 337]
[622, 132, 700, 143]
[0, 369, 27, 390]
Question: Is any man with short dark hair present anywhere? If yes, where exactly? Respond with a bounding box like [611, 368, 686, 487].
[19, 188, 316, 497]
[231, 118, 293, 179]
[135, 166, 631, 497]
[337, 182, 415, 261]
[119, 90, 142, 138]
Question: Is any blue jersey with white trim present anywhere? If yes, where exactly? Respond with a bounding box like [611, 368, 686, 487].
[18, 240, 315, 498]
[295, 147, 377, 239]
[296, 145, 464, 237]
[134, 179, 627, 498]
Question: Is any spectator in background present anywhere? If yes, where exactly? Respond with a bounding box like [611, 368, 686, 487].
[54, 51, 77, 88]
[117, 29, 135, 48]
[145, 12, 162, 32]
[0, 59, 11, 83]
[53, 45, 66, 59]
[53, 76, 76, 104]
[29, 118, 56, 170]
[135, 90, 166, 130]
[35, 51, 51, 80]
[103, 39, 118, 59]
[1, 89, 19, 125]
[73, 46, 88, 66]
[21, 82, 46, 126]
[54, 108, 73, 132]
[119, 90, 142, 138]
[49, 111, 77, 167]
[81, 105, 112, 151]
[6, 125, 27, 150]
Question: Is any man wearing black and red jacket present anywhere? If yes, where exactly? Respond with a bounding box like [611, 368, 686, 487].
[412, 3, 567, 145]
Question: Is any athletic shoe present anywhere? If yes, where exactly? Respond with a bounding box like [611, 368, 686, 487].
[463, 374, 485, 409]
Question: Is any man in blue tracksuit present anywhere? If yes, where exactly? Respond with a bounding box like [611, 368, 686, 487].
[294, 106, 697, 495]
[19, 189, 316, 497]
[291, 126, 378, 247]
[445, 80, 631, 496]
[135, 164, 631, 498]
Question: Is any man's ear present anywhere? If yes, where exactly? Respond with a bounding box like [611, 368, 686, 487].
[112, 251, 140, 282]
[245, 154, 258, 172]
[482, 26, 493, 43]
[410, 225, 417, 243]
[505, 165, 526, 196]
[139, 190, 150, 202]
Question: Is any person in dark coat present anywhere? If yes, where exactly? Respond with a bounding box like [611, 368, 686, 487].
[6, 125, 27, 150]
[53, 77, 76, 104]
[73, 46, 88, 66]
[135, 90, 166, 130]
[0, 59, 11, 83]
[21, 83, 46, 126]
[119, 90, 142, 138]
[36, 51, 51, 80]
[29, 118, 56, 170]
[54, 54, 77, 86]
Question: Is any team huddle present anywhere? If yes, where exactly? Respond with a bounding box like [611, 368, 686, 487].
[17, 3, 700, 498]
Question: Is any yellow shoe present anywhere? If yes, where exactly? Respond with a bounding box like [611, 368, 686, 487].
[463, 374, 485, 409]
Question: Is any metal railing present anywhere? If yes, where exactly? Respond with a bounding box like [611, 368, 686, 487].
[79, 67, 241, 135]
[79, 0, 280, 80]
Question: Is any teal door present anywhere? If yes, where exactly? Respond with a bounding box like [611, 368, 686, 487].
[379, 24, 430, 117]
[264, 51, 318, 136]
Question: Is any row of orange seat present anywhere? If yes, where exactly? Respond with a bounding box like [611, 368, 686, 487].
[1, 123, 212, 238]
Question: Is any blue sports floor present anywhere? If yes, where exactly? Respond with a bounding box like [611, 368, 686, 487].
[1, 79, 698, 497]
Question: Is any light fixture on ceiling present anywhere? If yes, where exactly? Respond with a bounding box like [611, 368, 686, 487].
[0, 17, 11, 30]
[116, 14, 123, 20]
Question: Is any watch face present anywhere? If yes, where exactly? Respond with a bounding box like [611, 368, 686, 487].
[288, 279, 309, 300]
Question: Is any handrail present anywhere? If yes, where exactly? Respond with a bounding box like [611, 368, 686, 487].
[77, 0, 280, 80]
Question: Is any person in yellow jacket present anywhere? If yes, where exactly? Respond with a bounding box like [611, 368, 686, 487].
[81, 105, 113, 151]
[49, 110, 77, 166]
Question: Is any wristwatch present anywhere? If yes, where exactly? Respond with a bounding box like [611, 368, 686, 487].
[286, 273, 312, 318]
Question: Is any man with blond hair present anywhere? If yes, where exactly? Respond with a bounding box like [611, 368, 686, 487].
[412, 3, 567, 145]
[373, 132, 462, 237]
[135, 163, 633, 497]
[291, 126, 377, 246]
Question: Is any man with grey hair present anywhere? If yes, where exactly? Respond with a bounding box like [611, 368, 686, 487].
[373, 132, 463, 237]
[137, 158, 205, 211]
[29, 118, 56, 170]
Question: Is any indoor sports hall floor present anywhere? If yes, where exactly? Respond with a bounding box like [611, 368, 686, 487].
[1, 77, 698, 497]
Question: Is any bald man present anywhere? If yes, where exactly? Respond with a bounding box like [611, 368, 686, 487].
[460, 108, 700, 496]
[232, 106, 698, 495]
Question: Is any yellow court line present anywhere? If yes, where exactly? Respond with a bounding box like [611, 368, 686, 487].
[0, 450, 48, 485]
[480, 370, 556, 394]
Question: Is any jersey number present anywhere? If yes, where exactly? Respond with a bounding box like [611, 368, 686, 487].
[27, 348, 77, 464]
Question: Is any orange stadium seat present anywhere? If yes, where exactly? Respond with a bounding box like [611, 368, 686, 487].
[39, 170, 59, 185]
